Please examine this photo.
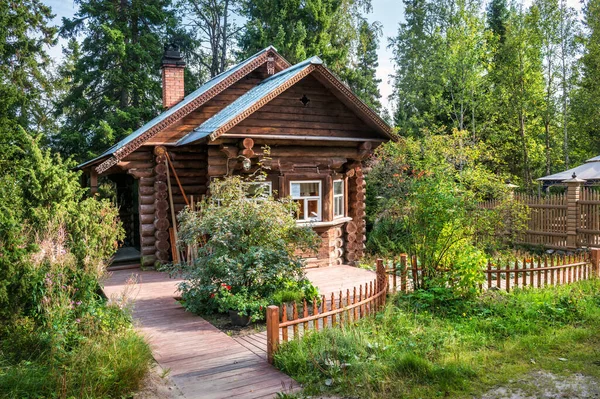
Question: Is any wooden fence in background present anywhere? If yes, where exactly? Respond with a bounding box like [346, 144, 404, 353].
[479, 186, 600, 250]
[266, 260, 388, 364]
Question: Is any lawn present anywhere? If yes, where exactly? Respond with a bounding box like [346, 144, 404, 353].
[274, 279, 600, 398]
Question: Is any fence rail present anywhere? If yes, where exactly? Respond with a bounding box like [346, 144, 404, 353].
[266, 260, 388, 363]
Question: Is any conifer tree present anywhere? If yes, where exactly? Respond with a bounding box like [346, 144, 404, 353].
[0, 0, 57, 134]
[346, 20, 382, 113]
[55, 0, 178, 161]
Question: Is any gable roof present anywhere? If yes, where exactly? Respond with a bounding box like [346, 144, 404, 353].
[176, 56, 394, 146]
[177, 56, 322, 146]
[83, 46, 290, 174]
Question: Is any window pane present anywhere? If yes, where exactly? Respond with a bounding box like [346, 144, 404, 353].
[334, 196, 343, 217]
[292, 182, 319, 197]
[294, 199, 304, 220]
[307, 199, 319, 219]
[334, 180, 343, 195]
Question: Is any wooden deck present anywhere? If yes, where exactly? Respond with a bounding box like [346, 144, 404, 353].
[103, 269, 297, 399]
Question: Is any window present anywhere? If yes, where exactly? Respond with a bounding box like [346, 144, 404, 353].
[333, 180, 344, 218]
[290, 181, 321, 222]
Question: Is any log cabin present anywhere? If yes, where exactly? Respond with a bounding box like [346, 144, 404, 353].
[78, 45, 394, 268]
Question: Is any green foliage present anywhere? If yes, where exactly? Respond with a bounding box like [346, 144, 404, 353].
[0, 129, 149, 398]
[366, 131, 527, 294]
[55, 0, 179, 160]
[164, 176, 320, 318]
[274, 279, 600, 398]
[0, 0, 57, 135]
[214, 287, 270, 322]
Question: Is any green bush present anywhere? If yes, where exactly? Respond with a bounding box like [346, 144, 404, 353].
[0, 130, 150, 398]
[164, 176, 320, 319]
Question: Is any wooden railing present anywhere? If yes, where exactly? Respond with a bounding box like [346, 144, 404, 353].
[266, 259, 388, 364]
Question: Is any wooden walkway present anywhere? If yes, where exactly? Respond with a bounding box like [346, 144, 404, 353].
[103, 269, 297, 399]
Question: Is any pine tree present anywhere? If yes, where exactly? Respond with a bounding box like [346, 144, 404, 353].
[346, 20, 382, 113]
[0, 0, 57, 134]
[55, 0, 178, 161]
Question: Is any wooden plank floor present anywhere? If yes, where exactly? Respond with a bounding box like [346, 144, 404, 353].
[234, 265, 377, 358]
[103, 269, 297, 399]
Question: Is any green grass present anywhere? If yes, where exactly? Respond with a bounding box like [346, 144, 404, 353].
[0, 328, 153, 398]
[274, 279, 600, 398]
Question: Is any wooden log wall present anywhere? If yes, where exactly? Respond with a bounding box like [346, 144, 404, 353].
[167, 145, 209, 213]
[346, 166, 366, 265]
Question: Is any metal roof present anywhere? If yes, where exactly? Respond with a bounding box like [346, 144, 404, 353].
[77, 46, 279, 169]
[538, 155, 600, 182]
[177, 56, 323, 146]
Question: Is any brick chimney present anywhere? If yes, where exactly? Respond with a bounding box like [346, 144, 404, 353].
[161, 44, 185, 109]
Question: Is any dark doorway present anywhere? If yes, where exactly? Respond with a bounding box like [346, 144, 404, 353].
[112, 174, 140, 250]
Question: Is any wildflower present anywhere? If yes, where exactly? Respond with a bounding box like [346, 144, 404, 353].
[76, 301, 82, 306]
[210, 293, 215, 298]
[75, 318, 81, 323]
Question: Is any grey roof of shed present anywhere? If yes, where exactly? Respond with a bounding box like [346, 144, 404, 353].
[177, 56, 323, 146]
[538, 155, 600, 182]
[78, 46, 279, 169]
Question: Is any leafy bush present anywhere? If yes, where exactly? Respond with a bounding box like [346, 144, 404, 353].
[0, 130, 151, 398]
[164, 176, 320, 318]
[214, 287, 270, 322]
[366, 131, 528, 295]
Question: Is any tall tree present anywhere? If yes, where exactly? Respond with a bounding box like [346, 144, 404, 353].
[389, 0, 447, 136]
[572, 0, 600, 161]
[346, 20, 382, 113]
[0, 0, 57, 134]
[557, 0, 579, 168]
[55, 0, 178, 161]
[178, 0, 240, 78]
[239, 0, 370, 76]
[487, 5, 545, 189]
[533, 0, 560, 175]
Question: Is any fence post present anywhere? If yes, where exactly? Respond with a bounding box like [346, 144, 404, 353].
[376, 258, 387, 307]
[266, 305, 279, 364]
[591, 248, 600, 277]
[562, 175, 585, 249]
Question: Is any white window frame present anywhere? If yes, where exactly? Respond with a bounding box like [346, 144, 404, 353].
[333, 179, 344, 218]
[290, 180, 322, 222]
[244, 181, 272, 201]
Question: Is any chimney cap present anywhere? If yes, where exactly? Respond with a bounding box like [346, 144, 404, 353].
[162, 43, 185, 67]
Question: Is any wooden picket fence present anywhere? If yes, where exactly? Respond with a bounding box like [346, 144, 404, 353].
[485, 252, 599, 292]
[265, 259, 388, 363]
[384, 250, 600, 294]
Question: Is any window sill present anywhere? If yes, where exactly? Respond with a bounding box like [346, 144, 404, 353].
[296, 217, 352, 228]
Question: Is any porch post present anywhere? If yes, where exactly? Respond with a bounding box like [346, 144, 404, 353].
[562, 174, 585, 249]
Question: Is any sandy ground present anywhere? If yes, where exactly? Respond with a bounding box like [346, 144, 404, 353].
[134, 363, 184, 399]
[480, 371, 600, 399]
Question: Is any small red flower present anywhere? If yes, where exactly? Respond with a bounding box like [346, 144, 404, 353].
[210, 293, 215, 298]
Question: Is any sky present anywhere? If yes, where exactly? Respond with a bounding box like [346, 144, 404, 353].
[44, 0, 581, 113]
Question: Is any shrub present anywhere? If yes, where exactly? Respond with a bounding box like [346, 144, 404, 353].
[164, 176, 320, 318]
